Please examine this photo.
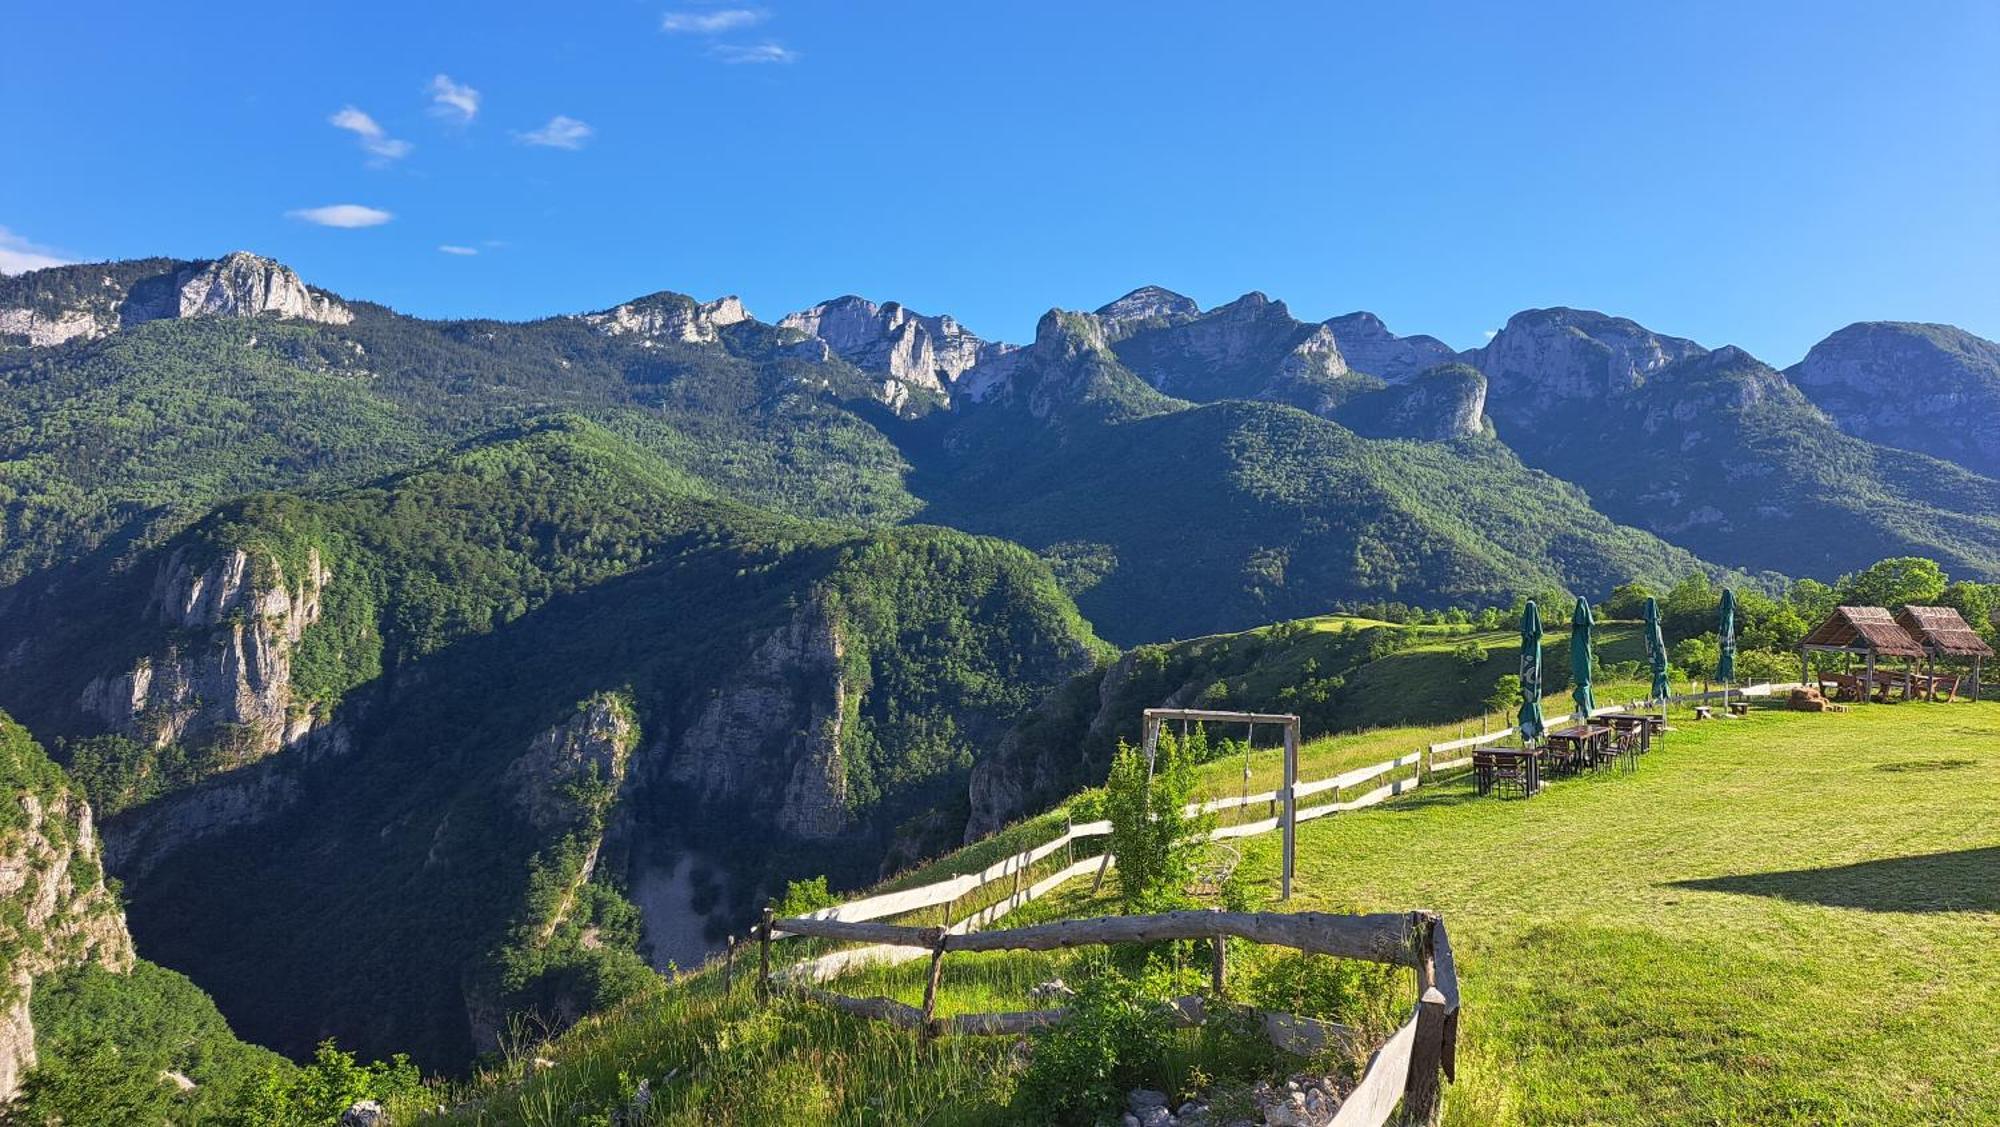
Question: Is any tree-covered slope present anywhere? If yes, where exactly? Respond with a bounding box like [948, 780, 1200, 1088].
[3, 417, 1104, 1070]
[920, 312, 1712, 644]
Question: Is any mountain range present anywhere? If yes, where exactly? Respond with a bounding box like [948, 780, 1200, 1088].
[3, 251, 1998, 1077]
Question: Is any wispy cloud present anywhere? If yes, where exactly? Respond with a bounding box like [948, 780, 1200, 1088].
[516, 115, 593, 150]
[288, 204, 394, 229]
[428, 75, 480, 124]
[330, 106, 413, 161]
[662, 7, 764, 33]
[438, 244, 479, 256]
[712, 42, 798, 64]
[0, 228, 73, 274]
[1483, 329, 1498, 339]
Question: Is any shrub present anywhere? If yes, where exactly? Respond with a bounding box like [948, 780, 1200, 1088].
[1104, 730, 1214, 914]
[1246, 951, 1402, 1033]
[1016, 964, 1176, 1122]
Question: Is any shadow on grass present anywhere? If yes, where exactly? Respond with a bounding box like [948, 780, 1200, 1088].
[1668, 847, 2000, 913]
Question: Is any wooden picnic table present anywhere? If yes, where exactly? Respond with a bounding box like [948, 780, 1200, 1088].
[1600, 712, 1663, 751]
[1544, 723, 1611, 775]
[1473, 746, 1541, 797]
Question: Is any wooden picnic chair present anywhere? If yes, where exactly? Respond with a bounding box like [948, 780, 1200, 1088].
[1490, 750, 1533, 798]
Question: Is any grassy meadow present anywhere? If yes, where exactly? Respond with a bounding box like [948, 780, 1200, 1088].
[405, 697, 2000, 1125]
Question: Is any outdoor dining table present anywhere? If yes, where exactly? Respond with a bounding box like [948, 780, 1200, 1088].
[1544, 723, 1613, 775]
[1473, 746, 1541, 797]
[1600, 712, 1663, 752]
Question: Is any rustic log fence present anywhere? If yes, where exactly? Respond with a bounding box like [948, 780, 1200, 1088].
[760, 907, 1461, 1125]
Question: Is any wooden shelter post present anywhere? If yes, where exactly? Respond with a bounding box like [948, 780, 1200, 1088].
[1281, 718, 1298, 901]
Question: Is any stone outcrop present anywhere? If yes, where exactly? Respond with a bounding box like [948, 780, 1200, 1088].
[778, 296, 1011, 411]
[575, 293, 750, 344]
[1786, 322, 2000, 479]
[1468, 307, 1707, 427]
[1332, 362, 1488, 440]
[1323, 311, 1461, 382]
[1094, 286, 1201, 341]
[0, 252, 351, 348]
[0, 717, 135, 1099]
[78, 545, 332, 766]
[663, 595, 851, 839]
[505, 695, 637, 833]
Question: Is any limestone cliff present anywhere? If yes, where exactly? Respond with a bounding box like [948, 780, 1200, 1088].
[505, 694, 638, 835]
[1323, 311, 1461, 382]
[779, 295, 1010, 412]
[662, 596, 850, 839]
[0, 715, 135, 1099]
[0, 252, 350, 348]
[1786, 322, 2000, 479]
[1332, 363, 1488, 440]
[1469, 306, 1707, 428]
[575, 292, 750, 344]
[78, 544, 333, 767]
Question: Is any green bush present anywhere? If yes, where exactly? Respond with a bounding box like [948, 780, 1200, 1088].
[1016, 964, 1177, 1122]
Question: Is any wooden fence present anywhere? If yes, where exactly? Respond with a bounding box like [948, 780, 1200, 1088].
[762, 908, 1462, 1127]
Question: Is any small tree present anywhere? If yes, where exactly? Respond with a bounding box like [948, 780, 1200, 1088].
[1483, 674, 1521, 723]
[1103, 729, 1213, 914]
[1450, 638, 1486, 677]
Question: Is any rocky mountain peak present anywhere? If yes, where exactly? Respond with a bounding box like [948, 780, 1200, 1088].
[0, 252, 352, 348]
[1094, 286, 1200, 341]
[778, 294, 1010, 412]
[174, 251, 353, 325]
[1471, 306, 1707, 423]
[1323, 311, 1462, 382]
[576, 292, 751, 345]
[1332, 362, 1488, 441]
[1786, 321, 2000, 478]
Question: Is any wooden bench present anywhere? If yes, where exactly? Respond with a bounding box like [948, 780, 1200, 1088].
[1728, 701, 1749, 717]
[1694, 705, 1714, 720]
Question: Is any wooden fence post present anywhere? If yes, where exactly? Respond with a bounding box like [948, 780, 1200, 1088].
[723, 935, 735, 995]
[1403, 987, 1450, 1125]
[1280, 720, 1298, 900]
[757, 903, 775, 1003]
[919, 928, 949, 1035]
[1210, 913, 1227, 997]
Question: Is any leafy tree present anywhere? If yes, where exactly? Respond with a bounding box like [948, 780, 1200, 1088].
[1450, 638, 1487, 677]
[0, 1043, 173, 1126]
[1672, 635, 1721, 681]
[1483, 674, 1522, 720]
[1838, 557, 1948, 610]
[1600, 581, 1654, 620]
[1103, 730, 1213, 914]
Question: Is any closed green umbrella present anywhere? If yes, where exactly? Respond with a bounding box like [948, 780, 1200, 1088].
[1716, 589, 1737, 684]
[1518, 600, 1546, 743]
[1643, 597, 1671, 703]
[1570, 597, 1597, 717]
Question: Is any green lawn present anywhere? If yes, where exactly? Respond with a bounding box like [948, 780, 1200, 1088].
[1235, 698, 2000, 1125]
[411, 699, 2000, 1125]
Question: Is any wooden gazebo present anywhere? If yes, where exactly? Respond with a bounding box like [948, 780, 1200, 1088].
[1798, 606, 1926, 701]
[1894, 605, 1993, 701]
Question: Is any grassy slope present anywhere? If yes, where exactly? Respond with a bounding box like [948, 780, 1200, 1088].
[412, 700, 2000, 1125]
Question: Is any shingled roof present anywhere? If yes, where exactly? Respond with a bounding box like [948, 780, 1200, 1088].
[1799, 606, 1927, 658]
[1895, 606, 1995, 658]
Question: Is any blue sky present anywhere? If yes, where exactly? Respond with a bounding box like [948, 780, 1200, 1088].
[4, 1, 1996, 364]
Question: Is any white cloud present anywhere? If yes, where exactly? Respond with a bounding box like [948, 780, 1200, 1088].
[428, 75, 480, 124]
[516, 115, 593, 149]
[1483, 329, 1498, 339]
[662, 8, 764, 33]
[0, 228, 73, 274]
[329, 105, 413, 161]
[438, 244, 478, 256]
[712, 42, 798, 64]
[288, 204, 395, 228]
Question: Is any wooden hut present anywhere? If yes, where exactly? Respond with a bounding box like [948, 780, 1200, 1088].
[1798, 606, 1926, 702]
[1894, 605, 1993, 701]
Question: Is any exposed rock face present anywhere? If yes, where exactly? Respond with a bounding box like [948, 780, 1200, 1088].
[664, 595, 850, 839]
[1094, 286, 1201, 342]
[1323, 311, 1461, 382]
[966, 649, 1140, 840]
[78, 545, 332, 765]
[506, 695, 637, 833]
[1333, 363, 1488, 440]
[778, 296, 1011, 411]
[0, 717, 136, 1099]
[576, 292, 750, 344]
[0, 252, 351, 348]
[1786, 322, 2000, 478]
[1112, 292, 1351, 398]
[1469, 307, 1706, 427]
[174, 252, 353, 324]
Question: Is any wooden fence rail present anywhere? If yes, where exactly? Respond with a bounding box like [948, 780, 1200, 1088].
[762, 907, 1461, 1126]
